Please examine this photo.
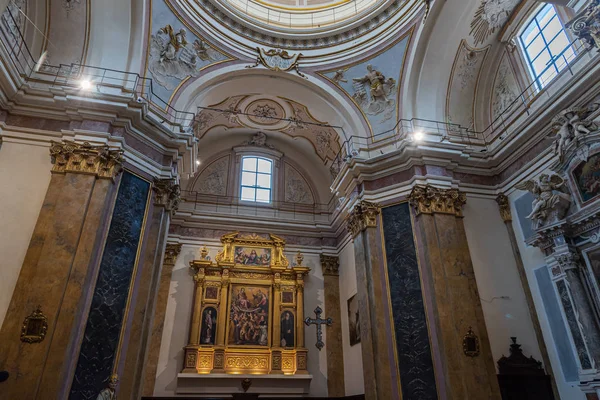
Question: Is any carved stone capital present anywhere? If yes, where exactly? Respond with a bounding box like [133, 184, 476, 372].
[346, 200, 381, 238]
[153, 178, 181, 214]
[320, 255, 340, 276]
[568, 1, 600, 50]
[164, 243, 183, 265]
[408, 185, 467, 217]
[49, 140, 123, 179]
[496, 193, 512, 222]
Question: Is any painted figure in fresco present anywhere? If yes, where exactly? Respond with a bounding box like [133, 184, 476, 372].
[200, 308, 216, 345]
[254, 289, 268, 314]
[515, 174, 571, 226]
[96, 374, 118, 400]
[244, 249, 260, 265]
[259, 315, 268, 345]
[237, 288, 250, 310]
[281, 311, 294, 347]
[235, 247, 246, 264]
[158, 25, 187, 63]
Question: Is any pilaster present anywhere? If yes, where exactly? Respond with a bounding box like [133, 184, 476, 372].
[347, 200, 398, 400]
[141, 243, 182, 396]
[320, 255, 345, 397]
[0, 140, 123, 399]
[408, 185, 501, 400]
[495, 194, 559, 399]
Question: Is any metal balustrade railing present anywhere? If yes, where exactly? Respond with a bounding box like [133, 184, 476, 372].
[0, 5, 595, 185]
[224, 0, 378, 29]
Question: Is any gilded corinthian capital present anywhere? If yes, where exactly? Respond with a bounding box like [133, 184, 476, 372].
[49, 140, 123, 179]
[408, 185, 467, 216]
[153, 178, 181, 214]
[320, 255, 340, 276]
[346, 200, 381, 238]
[164, 243, 183, 265]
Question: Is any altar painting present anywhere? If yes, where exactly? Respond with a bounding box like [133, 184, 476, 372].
[573, 154, 600, 203]
[234, 246, 271, 266]
[280, 310, 295, 348]
[200, 307, 217, 345]
[228, 285, 270, 346]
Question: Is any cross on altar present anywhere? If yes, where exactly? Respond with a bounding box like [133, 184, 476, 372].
[304, 306, 332, 351]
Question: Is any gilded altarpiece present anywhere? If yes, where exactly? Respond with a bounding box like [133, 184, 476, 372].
[183, 233, 309, 376]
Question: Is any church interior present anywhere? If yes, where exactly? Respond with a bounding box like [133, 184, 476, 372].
[1, 0, 600, 399]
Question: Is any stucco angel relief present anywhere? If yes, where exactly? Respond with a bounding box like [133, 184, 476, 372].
[552, 106, 599, 160]
[515, 174, 572, 228]
[352, 65, 396, 122]
[148, 25, 220, 90]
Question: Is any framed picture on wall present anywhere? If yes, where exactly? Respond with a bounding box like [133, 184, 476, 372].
[347, 294, 360, 346]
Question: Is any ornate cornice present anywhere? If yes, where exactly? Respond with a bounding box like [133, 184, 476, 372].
[320, 255, 340, 276]
[408, 185, 467, 217]
[153, 178, 181, 214]
[164, 243, 183, 265]
[346, 200, 381, 238]
[49, 140, 123, 179]
[496, 193, 512, 222]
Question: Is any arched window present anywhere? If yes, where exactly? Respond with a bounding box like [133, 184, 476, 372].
[518, 3, 575, 90]
[240, 156, 273, 203]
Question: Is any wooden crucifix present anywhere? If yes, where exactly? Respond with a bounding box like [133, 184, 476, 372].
[304, 306, 332, 351]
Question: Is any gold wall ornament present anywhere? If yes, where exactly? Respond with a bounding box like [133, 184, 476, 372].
[20, 306, 48, 343]
[295, 251, 304, 267]
[164, 243, 183, 265]
[346, 200, 381, 238]
[320, 255, 340, 276]
[408, 185, 467, 217]
[49, 140, 123, 179]
[153, 178, 181, 214]
[214, 232, 290, 268]
[200, 245, 210, 261]
[96, 374, 118, 399]
[496, 193, 512, 222]
[246, 48, 306, 78]
[463, 327, 481, 357]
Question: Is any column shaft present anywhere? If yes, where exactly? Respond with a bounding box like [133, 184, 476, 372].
[141, 243, 182, 397]
[321, 255, 345, 397]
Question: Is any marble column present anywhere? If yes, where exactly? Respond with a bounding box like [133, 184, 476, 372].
[140, 242, 182, 396]
[0, 140, 123, 400]
[118, 179, 179, 400]
[548, 245, 600, 371]
[409, 185, 501, 400]
[347, 200, 399, 400]
[495, 194, 559, 399]
[320, 255, 345, 397]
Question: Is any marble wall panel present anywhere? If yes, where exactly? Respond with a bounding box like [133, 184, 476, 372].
[381, 203, 437, 400]
[556, 280, 592, 370]
[69, 172, 150, 399]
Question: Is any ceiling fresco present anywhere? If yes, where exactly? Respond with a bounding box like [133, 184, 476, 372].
[318, 32, 411, 136]
[146, 0, 233, 107]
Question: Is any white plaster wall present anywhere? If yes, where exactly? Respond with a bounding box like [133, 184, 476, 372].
[507, 191, 585, 400]
[154, 242, 328, 397]
[338, 239, 364, 396]
[0, 139, 51, 326]
[463, 195, 542, 367]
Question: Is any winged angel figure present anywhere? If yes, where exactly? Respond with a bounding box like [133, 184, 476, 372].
[551, 106, 598, 159]
[352, 65, 396, 122]
[515, 174, 571, 226]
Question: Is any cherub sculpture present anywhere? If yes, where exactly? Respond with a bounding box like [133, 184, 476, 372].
[515, 174, 571, 227]
[552, 107, 598, 159]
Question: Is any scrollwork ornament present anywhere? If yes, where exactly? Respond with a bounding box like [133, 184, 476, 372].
[153, 178, 181, 214]
[320, 255, 340, 276]
[346, 200, 381, 237]
[20, 306, 48, 343]
[164, 243, 182, 265]
[495, 193, 512, 222]
[568, 1, 600, 50]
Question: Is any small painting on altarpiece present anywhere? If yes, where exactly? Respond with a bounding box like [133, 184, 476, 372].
[282, 291, 294, 304]
[348, 294, 360, 346]
[234, 246, 272, 266]
[200, 307, 217, 345]
[205, 286, 218, 300]
[229, 285, 270, 346]
[280, 310, 295, 347]
[573, 153, 600, 203]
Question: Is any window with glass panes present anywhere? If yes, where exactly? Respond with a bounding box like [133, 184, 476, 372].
[240, 156, 272, 203]
[518, 4, 575, 90]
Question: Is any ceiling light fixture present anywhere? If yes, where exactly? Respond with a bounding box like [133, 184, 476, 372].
[79, 79, 93, 91]
[413, 130, 424, 142]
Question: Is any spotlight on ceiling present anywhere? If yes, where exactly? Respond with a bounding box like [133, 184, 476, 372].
[79, 79, 93, 91]
[196, 159, 201, 166]
[413, 130, 424, 142]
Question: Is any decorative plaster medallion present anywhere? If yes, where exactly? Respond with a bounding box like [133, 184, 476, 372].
[246, 99, 285, 125]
